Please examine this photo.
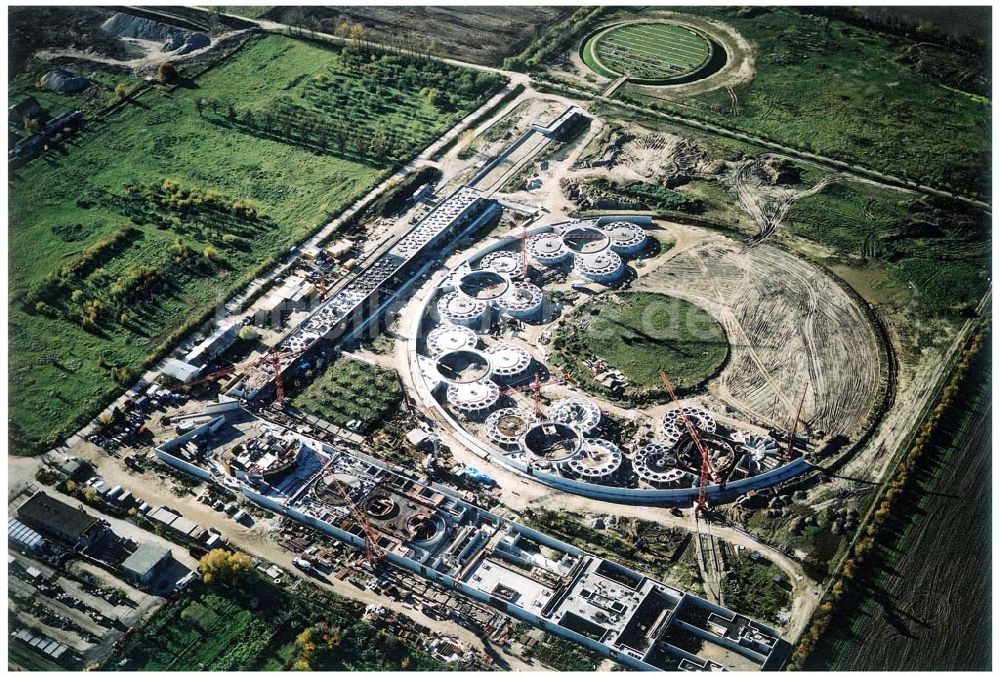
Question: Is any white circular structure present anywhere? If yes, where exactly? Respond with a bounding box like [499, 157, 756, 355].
[661, 405, 717, 444]
[634, 443, 692, 487]
[574, 250, 625, 283]
[435, 349, 491, 384]
[438, 292, 489, 329]
[480, 250, 526, 279]
[601, 221, 649, 256]
[568, 438, 623, 482]
[519, 421, 584, 465]
[527, 232, 571, 265]
[426, 324, 479, 357]
[484, 343, 532, 379]
[549, 398, 603, 434]
[457, 269, 510, 301]
[485, 407, 537, 447]
[496, 280, 544, 320]
[562, 224, 611, 255]
[447, 380, 501, 414]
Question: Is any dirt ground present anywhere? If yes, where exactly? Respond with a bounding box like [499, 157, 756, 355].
[260, 6, 574, 66]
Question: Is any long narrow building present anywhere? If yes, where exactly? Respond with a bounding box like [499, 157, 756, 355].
[229, 185, 500, 400]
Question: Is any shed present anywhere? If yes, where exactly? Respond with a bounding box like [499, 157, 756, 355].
[121, 541, 173, 585]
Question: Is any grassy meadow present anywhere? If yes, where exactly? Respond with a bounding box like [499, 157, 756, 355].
[9, 33, 502, 452]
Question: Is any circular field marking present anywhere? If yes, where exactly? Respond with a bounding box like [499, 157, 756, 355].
[581, 21, 724, 85]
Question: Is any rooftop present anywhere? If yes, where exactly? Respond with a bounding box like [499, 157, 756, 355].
[17, 492, 99, 541]
[121, 541, 172, 577]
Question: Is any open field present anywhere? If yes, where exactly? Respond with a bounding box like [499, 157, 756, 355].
[523, 508, 704, 595]
[638, 233, 884, 437]
[291, 358, 403, 434]
[551, 291, 728, 401]
[9, 34, 499, 453]
[721, 547, 792, 626]
[584, 22, 711, 81]
[114, 576, 445, 671]
[615, 7, 990, 199]
[257, 6, 574, 66]
[784, 182, 990, 318]
[805, 342, 991, 670]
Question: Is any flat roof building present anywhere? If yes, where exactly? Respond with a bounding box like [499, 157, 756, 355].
[17, 492, 100, 547]
[121, 541, 173, 585]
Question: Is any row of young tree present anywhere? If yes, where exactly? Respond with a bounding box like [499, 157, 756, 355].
[786, 328, 986, 669]
[197, 96, 404, 163]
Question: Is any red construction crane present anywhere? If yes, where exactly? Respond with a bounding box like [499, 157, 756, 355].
[785, 385, 808, 462]
[659, 370, 715, 513]
[328, 475, 385, 568]
[166, 346, 302, 403]
[271, 350, 286, 404]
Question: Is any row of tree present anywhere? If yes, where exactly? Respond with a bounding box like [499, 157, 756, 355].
[786, 328, 986, 669]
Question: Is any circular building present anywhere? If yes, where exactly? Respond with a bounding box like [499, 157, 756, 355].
[567, 438, 623, 483]
[314, 472, 364, 507]
[438, 292, 489, 329]
[527, 232, 571, 266]
[447, 380, 501, 415]
[481, 250, 527, 279]
[549, 398, 603, 434]
[457, 269, 510, 301]
[426, 324, 479, 357]
[485, 407, 537, 448]
[574, 251, 625, 283]
[519, 421, 584, 466]
[601, 221, 649, 256]
[562, 225, 611, 255]
[435, 349, 491, 384]
[484, 343, 532, 380]
[633, 443, 691, 488]
[661, 405, 717, 443]
[496, 280, 545, 320]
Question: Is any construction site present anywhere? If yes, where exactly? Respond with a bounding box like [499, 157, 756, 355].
[153, 403, 789, 671]
[12, 4, 989, 669]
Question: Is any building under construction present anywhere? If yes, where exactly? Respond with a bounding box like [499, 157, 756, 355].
[154, 405, 788, 671]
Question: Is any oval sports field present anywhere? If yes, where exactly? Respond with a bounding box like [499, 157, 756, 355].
[583, 21, 714, 84]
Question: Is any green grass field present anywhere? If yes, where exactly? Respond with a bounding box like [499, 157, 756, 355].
[616, 8, 990, 199]
[784, 181, 989, 317]
[586, 22, 711, 80]
[9, 34, 500, 453]
[115, 577, 445, 671]
[291, 358, 403, 434]
[551, 291, 728, 401]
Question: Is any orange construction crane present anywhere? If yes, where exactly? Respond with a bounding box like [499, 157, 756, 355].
[166, 346, 302, 403]
[328, 475, 385, 568]
[785, 385, 808, 462]
[659, 370, 715, 513]
[271, 350, 286, 404]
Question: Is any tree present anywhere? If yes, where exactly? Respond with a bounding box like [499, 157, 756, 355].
[200, 548, 253, 584]
[157, 61, 180, 85]
[115, 82, 129, 100]
[349, 23, 365, 46]
[202, 245, 219, 261]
